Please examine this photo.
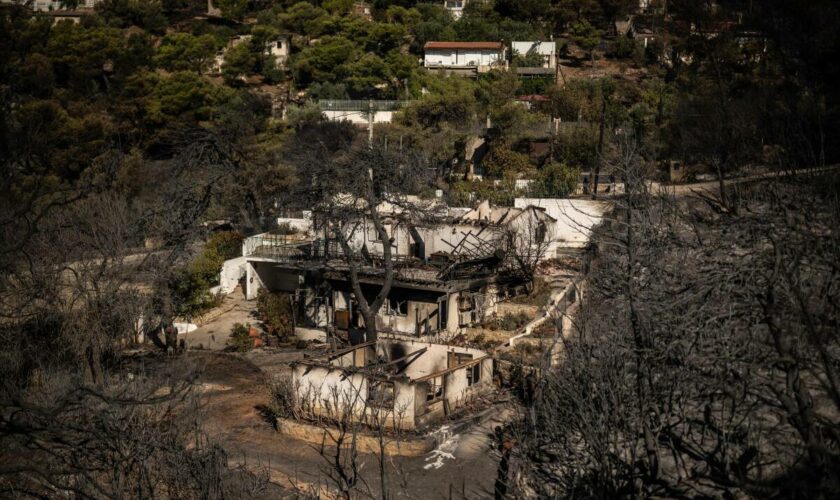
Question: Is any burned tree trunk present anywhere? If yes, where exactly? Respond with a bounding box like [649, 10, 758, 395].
[287, 137, 438, 344]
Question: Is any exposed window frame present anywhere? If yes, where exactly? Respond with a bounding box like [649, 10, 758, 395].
[388, 297, 408, 316]
[466, 363, 481, 386]
[426, 376, 444, 403]
[367, 380, 395, 408]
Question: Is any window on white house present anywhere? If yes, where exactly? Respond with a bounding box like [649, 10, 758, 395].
[535, 221, 547, 244]
[426, 376, 444, 402]
[466, 363, 481, 386]
[368, 381, 395, 407]
[454, 352, 473, 365]
[367, 223, 379, 242]
[388, 298, 408, 316]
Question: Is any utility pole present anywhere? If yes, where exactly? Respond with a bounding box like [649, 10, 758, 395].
[367, 99, 374, 146]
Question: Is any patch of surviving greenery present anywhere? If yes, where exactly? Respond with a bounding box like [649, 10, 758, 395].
[256, 289, 295, 339]
[168, 231, 244, 318]
[227, 322, 253, 352]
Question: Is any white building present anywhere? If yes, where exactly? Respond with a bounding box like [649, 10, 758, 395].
[21, 0, 99, 10]
[210, 34, 290, 75]
[443, 0, 467, 20]
[511, 41, 556, 68]
[423, 41, 506, 73]
[513, 198, 611, 251]
[265, 35, 290, 67]
[292, 339, 494, 430]
[318, 100, 410, 126]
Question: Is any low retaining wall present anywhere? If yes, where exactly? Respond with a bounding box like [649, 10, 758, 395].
[463, 327, 516, 344]
[294, 327, 327, 342]
[275, 418, 435, 457]
[495, 302, 540, 317]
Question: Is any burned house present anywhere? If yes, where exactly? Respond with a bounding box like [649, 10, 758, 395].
[225, 200, 559, 342]
[291, 338, 493, 429]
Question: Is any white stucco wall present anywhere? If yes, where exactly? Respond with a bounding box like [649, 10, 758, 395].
[323, 110, 395, 125]
[377, 340, 488, 380]
[511, 41, 556, 68]
[245, 259, 300, 299]
[376, 300, 439, 336]
[293, 364, 417, 429]
[219, 256, 248, 294]
[31, 0, 99, 10]
[416, 223, 503, 259]
[266, 37, 290, 64]
[292, 340, 492, 429]
[424, 48, 504, 67]
[514, 198, 610, 251]
[275, 216, 312, 232]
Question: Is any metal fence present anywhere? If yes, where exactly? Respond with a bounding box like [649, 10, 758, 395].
[317, 100, 413, 112]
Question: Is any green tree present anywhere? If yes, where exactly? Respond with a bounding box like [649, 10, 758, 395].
[384, 51, 418, 97]
[398, 76, 477, 129]
[385, 5, 421, 26]
[569, 18, 602, 70]
[549, 0, 600, 31]
[484, 142, 534, 178]
[214, 0, 249, 19]
[344, 53, 391, 97]
[291, 35, 356, 85]
[531, 161, 579, 197]
[15, 53, 55, 98]
[144, 71, 234, 125]
[512, 49, 547, 68]
[307, 82, 350, 99]
[46, 24, 128, 92]
[322, 0, 353, 14]
[490, 102, 530, 137]
[205, 230, 244, 261]
[95, 0, 167, 33]
[494, 0, 550, 22]
[476, 70, 521, 109]
[280, 2, 330, 40]
[449, 0, 543, 41]
[154, 33, 219, 73]
[285, 101, 325, 129]
[221, 41, 257, 84]
[409, 4, 457, 52]
[7, 99, 110, 179]
[364, 22, 407, 54]
[168, 267, 216, 317]
[552, 127, 598, 170]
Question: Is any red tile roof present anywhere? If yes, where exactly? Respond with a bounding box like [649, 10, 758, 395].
[424, 41, 505, 50]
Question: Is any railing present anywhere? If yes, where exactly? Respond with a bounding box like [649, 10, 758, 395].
[318, 100, 412, 112]
[244, 234, 333, 260]
[244, 234, 428, 272]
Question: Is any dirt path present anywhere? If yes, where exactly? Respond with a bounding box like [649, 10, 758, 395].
[184, 293, 258, 350]
[196, 351, 505, 498]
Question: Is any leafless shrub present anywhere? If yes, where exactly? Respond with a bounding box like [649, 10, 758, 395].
[266, 373, 299, 419]
[0, 129, 272, 496]
[512, 132, 840, 498]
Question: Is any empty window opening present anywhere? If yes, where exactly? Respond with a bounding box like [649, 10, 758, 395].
[388, 298, 408, 316]
[426, 376, 444, 403]
[368, 381, 395, 408]
[467, 363, 481, 386]
[535, 221, 547, 244]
